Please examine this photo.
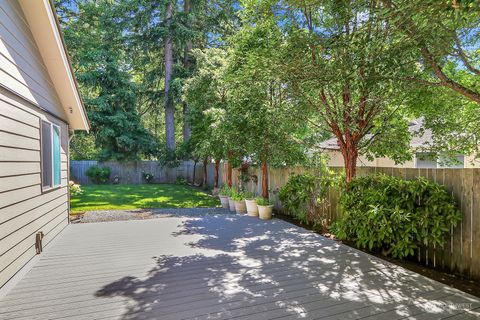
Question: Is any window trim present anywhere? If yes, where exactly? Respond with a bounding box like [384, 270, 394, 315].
[41, 120, 62, 193]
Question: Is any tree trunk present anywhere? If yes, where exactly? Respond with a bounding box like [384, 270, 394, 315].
[340, 140, 359, 184]
[227, 151, 233, 187]
[214, 159, 220, 188]
[261, 160, 269, 199]
[164, 1, 175, 151]
[182, 0, 192, 142]
[202, 157, 208, 187]
[192, 160, 197, 185]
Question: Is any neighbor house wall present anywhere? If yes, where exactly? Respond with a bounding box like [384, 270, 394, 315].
[0, 0, 70, 289]
[324, 150, 416, 168]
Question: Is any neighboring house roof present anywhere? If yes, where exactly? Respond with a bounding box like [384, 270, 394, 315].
[318, 118, 432, 151]
[18, 0, 89, 131]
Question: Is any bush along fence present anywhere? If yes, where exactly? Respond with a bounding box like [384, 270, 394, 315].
[221, 163, 480, 282]
[71, 160, 222, 187]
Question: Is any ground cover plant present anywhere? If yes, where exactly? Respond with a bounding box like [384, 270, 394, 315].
[70, 184, 219, 213]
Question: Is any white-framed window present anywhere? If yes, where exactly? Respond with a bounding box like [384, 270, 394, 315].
[415, 152, 465, 169]
[41, 120, 61, 190]
[438, 155, 465, 168]
[415, 152, 437, 168]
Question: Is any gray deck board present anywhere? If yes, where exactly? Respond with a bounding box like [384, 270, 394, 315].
[0, 212, 479, 319]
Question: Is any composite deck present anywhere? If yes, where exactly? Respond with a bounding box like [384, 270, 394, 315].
[0, 211, 479, 320]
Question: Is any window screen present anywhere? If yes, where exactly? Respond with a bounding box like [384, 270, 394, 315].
[53, 126, 61, 186]
[41, 121, 61, 189]
[42, 121, 52, 188]
[415, 152, 437, 168]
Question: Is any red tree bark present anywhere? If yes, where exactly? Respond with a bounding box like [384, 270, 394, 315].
[202, 158, 208, 186]
[261, 160, 269, 199]
[227, 151, 233, 187]
[214, 159, 220, 188]
[339, 140, 359, 184]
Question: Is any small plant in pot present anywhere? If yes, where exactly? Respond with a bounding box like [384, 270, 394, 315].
[231, 191, 247, 214]
[228, 189, 237, 212]
[256, 197, 273, 220]
[218, 185, 231, 209]
[244, 191, 258, 217]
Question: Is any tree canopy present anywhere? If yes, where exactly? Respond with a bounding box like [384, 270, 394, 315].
[57, 0, 480, 184]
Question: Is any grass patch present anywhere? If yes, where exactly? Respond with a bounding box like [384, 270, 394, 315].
[71, 184, 220, 213]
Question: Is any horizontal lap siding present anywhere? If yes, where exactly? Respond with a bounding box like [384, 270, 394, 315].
[0, 1, 64, 117]
[0, 0, 71, 289]
[0, 93, 69, 289]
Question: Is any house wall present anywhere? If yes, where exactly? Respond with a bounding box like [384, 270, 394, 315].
[324, 150, 416, 168]
[0, 0, 69, 289]
[324, 150, 478, 169]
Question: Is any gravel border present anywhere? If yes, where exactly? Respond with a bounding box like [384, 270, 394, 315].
[71, 207, 233, 223]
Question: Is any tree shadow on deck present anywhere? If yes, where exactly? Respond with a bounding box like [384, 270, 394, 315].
[95, 214, 479, 319]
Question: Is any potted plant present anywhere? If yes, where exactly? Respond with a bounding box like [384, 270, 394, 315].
[231, 191, 247, 214]
[228, 189, 237, 212]
[142, 171, 154, 184]
[218, 185, 231, 209]
[256, 197, 273, 220]
[244, 191, 258, 217]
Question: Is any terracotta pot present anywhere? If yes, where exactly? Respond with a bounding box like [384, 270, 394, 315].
[258, 205, 273, 220]
[245, 199, 258, 216]
[219, 196, 229, 209]
[234, 200, 247, 214]
[228, 198, 236, 212]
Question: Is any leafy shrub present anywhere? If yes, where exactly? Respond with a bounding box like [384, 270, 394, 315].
[68, 181, 83, 196]
[256, 197, 272, 206]
[331, 174, 462, 259]
[85, 166, 111, 184]
[231, 190, 246, 201]
[279, 170, 338, 226]
[142, 172, 154, 183]
[219, 185, 233, 197]
[175, 176, 188, 185]
[244, 191, 255, 199]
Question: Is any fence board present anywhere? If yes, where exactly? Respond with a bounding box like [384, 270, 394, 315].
[71, 160, 220, 187]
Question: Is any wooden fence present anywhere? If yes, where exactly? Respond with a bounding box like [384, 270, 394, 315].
[71, 160, 222, 187]
[221, 164, 480, 281]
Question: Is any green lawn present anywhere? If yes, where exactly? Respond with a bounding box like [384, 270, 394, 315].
[70, 184, 220, 213]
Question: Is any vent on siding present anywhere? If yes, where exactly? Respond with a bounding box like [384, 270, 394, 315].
[35, 232, 44, 254]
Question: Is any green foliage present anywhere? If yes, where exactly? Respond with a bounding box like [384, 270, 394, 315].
[256, 197, 273, 206]
[331, 174, 462, 259]
[57, 1, 158, 161]
[226, 14, 307, 168]
[68, 181, 83, 196]
[230, 190, 246, 201]
[175, 176, 188, 185]
[142, 172, 154, 183]
[244, 191, 255, 199]
[279, 168, 338, 225]
[85, 166, 111, 184]
[183, 48, 232, 162]
[219, 185, 233, 197]
[70, 132, 99, 160]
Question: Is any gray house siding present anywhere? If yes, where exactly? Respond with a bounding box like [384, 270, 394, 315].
[0, 0, 70, 289]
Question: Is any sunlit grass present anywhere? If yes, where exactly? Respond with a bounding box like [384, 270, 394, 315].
[70, 184, 220, 213]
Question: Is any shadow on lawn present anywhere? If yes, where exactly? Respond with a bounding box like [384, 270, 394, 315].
[95, 215, 479, 319]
